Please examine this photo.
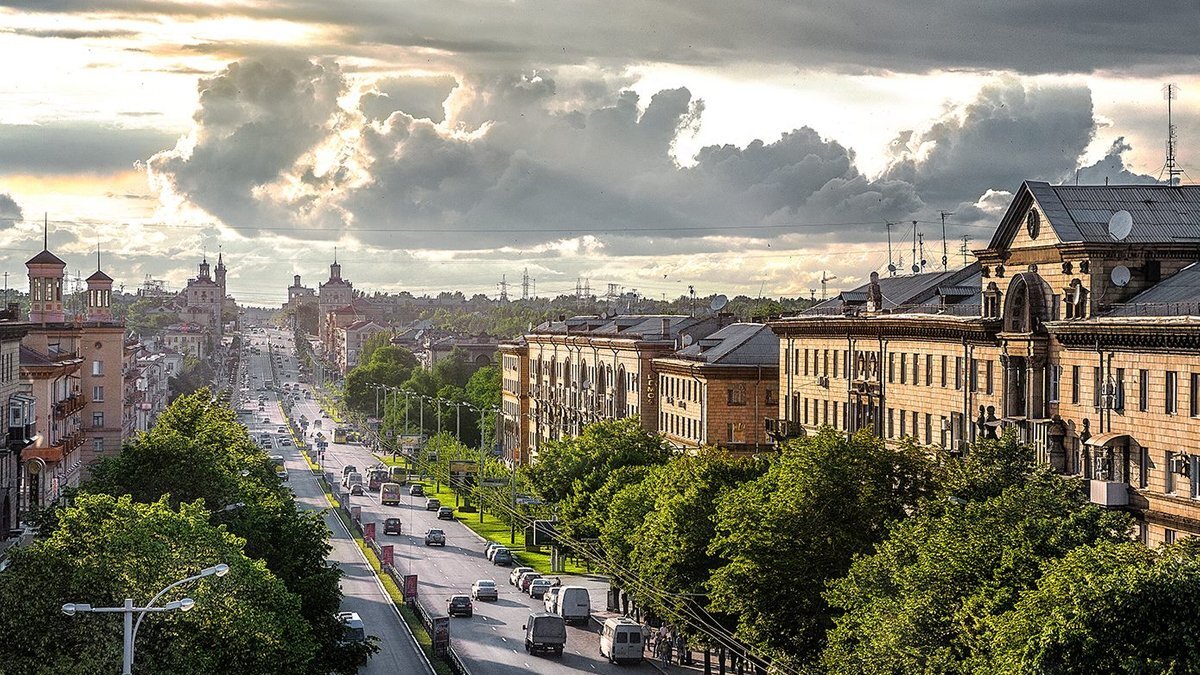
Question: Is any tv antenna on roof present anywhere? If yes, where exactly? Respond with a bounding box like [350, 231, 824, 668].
[1163, 83, 1184, 185]
[886, 222, 897, 276]
[820, 271, 837, 300]
[939, 211, 953, 270]
[910, 221, 920, 274]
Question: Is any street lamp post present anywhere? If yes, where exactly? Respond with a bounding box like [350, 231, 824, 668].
[62, 563, 230, 675]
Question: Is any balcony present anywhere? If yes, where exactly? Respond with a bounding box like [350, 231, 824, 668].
[53, 395, 86, 420]
[1089, 480, 1129, 507]
[765, 418, 805, 442]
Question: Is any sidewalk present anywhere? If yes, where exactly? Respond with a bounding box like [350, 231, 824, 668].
[587, 602, 712, 674]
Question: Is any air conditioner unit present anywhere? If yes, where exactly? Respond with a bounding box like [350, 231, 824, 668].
[1170, 455, 1191, 476]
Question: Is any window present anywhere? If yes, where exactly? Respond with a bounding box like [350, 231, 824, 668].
[803, 398, 809, 424]
[833, 403, 838, 428]
[727, 387, 746, 406]
[1192, 456, 1200, 500]
[887, 408, 894, 438]
[727, 423, 735, 444]
[1071, 366, 1080, 404]
[1139, 370, 1149, 412]
[924, 413, 932, 444]
[823, 350, 829, 376]
[1114, 368, 1125, 411]
[823, 400, 829, 425]
[900, 354, 907, 384]
[899, 409, 906, 437]
[802, 349, 808, 376]
[940, 355, 947, 387]
[889, 354, 895, 383]
[912, 354, 919, 385]
[93, 438, 104, 453]
[970, 358, 979, 393]
[912, 411, 918, 440]
[955, 357, 962, 390]
[1049, 366, 1061, 403]
[92, 385, 104, 402]
[1193, 373, 1200, 418]
[833, 350, 839, 378]
[1139, 447, 1149, 488]
[92, 360, 103, 376]
[925, 355, 933, 386]
[1166, 451, 1177, 494]
[1166, 371, 1179, 414]
[1165, 529, 1177, 545]
[986, 361, 994, 395]
[92, 412, 104, 428]
[1093, 367, 1102, 408]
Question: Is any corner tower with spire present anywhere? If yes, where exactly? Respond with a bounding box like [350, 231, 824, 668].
[26, 219, 66, 324]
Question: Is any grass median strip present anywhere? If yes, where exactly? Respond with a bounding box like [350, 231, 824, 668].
[317, 476, 454, 675]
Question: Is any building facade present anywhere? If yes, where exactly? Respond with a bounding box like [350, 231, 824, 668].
[772, 181, 1200, 546]
[498, 339, 529, 465]
[653, 323, 779, 453]
[0, 312, 33, 560]
[318, 258, 354, 350]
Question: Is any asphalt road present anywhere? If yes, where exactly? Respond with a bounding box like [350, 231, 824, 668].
[258, 328, 655, 675]
[237, 332, 434, 675]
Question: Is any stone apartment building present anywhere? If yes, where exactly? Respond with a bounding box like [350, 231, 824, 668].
[771, 181, 1200, 546]
[318, 257, 354, 350]
[0, 311, 33, 560]
[510, 314, 733, 462]
[653, 323, 779, 453]
[498, 339, 529, 465]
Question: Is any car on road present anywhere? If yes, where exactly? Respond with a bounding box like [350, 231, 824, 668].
[383, 518, 402, 535]
[279, 438, 292, 446]
[350, 483, 364, 496]
[492, 549, 513, 566]
[424, 498, 441, 511]
[523, 613, 566, 657]
[447, 594, 473, 618]
[510, 567, 534, 585]
[486, 544, 507, 561]
[543, 586, 562, 613]
[471, 579, 498, 601]
[528, 578, 552, 599]
[261, 417, 270, 424]
[518, 571, 542, 592]
[276, 467, 289, 481]
[424, 528, 446, 546]
[409, 484, 424, 496]
[436, 506, 454, 520]
[336, 611, 366, 644]
[276, 426, 287, 434]
[600, 617, 645, 665]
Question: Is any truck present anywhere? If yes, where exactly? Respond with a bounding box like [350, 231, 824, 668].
[380, 482, 402, 506]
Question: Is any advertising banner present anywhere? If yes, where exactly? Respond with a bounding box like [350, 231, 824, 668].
[404, 574, 418, 602]
[364, 522, 375, 541]
[380, 544, 394, 568]
[350, 505, 362, 522]
[432, 617, 450, 656]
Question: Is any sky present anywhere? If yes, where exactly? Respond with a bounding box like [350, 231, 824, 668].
[0, 2, 1198, 307]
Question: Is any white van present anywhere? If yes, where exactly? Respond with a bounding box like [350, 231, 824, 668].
[556, 586, 590, 625]
[600, 617, 644, 665]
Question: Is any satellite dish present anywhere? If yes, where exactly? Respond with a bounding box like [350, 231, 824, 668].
[1110, 265, 1131, 287]
[681, 335, 694, 347]
[888, 263, 897, 273]
[1108, 210, 1133, 241]
[710, 294, 729, 312]
[911, 264, 920, 273]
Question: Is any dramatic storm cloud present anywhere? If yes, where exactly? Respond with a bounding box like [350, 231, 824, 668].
[0, 123, 175, 175]
[0, 192, 22, 229]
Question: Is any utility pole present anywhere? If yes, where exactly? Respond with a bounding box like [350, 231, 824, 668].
[886, 222, 896, 276]
[960, 236, 971, 266]
[1164, 83, 1184, 185]
[939, 211, 953, 270]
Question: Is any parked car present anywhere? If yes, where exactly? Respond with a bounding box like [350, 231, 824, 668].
[383, 518, 402, 535]
[523, 613, 566, 657]
[471, 579, 498, 601]
[447, 594, 473, 618]
[437, 506, 454, 520]
[543, 586, 562, 613]
[518, 571, 542, 592]
[528, 578, 553, 599]
[424, 528, 446, 546]
[510, 567, 534, 585]
[492, 549, 513, 566]
[275, 467, 289, 481]
[409, 484, 424, 496]
[350, 483, 364, 496]
[425, 498, 441, 511]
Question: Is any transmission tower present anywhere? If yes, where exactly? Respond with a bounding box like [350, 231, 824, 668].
[1164, 83, 1184, 185]
[521, 268, 533, 300]
[498, 275, 509, 302]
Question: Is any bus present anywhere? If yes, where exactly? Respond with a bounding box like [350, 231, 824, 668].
[333, 426, 350, 444]
[389, 466, 410, 485]
[380, 483, 402, 506]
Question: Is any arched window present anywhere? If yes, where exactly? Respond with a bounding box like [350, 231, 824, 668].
[1002, 273, 1051, 334]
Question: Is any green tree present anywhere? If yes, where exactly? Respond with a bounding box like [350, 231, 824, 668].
[820, 472, 1132, 675]
[432, 346, 476, 389]
[0, 493, 316, 675]
[597, 465, 658, 577]
[344, 346, 420, 416]
[707, 429, 937, 666]
[168, 356, 214, 401]
[526, 418, 673, 537]
[984, 540, 1200, 674]
[627, 451, 766, 622]
[87, 391, 364, 674]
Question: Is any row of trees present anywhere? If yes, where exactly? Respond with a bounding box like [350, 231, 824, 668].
[521, 420, 1200, 673]
[0, 391, 371, 674]
[344, 342, 499, 448]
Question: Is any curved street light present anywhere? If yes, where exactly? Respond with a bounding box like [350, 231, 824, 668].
[62, 563, 230, 674]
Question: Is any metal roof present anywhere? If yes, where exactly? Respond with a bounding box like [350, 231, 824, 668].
[1106, 262, 1200, 317]
[671, 323, 777, 365]
[807, 263, 981, 315]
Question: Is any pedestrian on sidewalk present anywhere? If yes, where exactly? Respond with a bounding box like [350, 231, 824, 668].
[674, 632, 688, 665]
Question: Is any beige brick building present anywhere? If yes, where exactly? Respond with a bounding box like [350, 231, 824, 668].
[498, 339, 529, 465]
[653, 323, 778, 452]
[772, 181, 1200, 545]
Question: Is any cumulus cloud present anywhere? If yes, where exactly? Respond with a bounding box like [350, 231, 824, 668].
[1075, 137, 1159, 185]
[883, 78, 1095, 205]
[360, 76, 458, 123]
[0, 192, 22, 228]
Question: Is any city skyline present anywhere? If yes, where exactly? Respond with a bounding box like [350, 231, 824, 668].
[0, 2, 1197, 304]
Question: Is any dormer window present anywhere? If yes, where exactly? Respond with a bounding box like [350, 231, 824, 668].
[983, 282, 1002, 318]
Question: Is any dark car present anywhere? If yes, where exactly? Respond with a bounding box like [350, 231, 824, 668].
[424, 528, 446, 546]
[410, 484, 425, 496]
[492, 549, 513, 566]
[447, 594, 473, 618]
[350, 484, 364, 496]
[383, 518, 402, 535]
[437, 506, 454, 520]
